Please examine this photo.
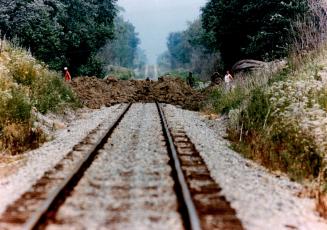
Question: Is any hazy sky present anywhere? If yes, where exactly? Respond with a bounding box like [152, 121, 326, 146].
[118, 0, 208, 64]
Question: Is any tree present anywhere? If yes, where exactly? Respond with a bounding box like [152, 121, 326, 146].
[0, 0, 117, 76]
[159, 19, 222, 80]
[57, 0, 117, 76]
[98, 16, 141, 69]
[201, 0, 310, 68]
[167, 32, 192, 68]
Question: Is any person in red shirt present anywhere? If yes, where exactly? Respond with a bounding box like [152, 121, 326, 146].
[64, 67, 71, 82]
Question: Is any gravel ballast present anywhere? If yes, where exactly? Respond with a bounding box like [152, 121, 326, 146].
[163, 104, 327, 230]
[1, 102, 327, 229]
[47, 103, 183, 229]
[0, 104, 126, 215]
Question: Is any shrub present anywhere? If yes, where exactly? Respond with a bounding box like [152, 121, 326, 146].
[1, 123, 46, 155]
[0, 40, 80, 154]
[226, 54, 327, 181]
[209, 85, 245, 114]
[31, 74, 79, 114]
[6, 89, 31, 122]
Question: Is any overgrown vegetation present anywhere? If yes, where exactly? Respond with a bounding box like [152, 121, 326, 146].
[201, 0, 309, 68]
[199, 0, 327, 184]
[160, 0, 314, 80]
[0, 0, 117, 76]
[98, 16, 146, 71]
[0, 40, 79, 154]
[157, 19, 221, 80]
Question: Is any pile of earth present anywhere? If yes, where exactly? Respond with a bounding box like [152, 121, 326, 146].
[69, 76, 204, 110]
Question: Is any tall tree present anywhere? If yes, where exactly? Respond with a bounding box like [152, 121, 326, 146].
[57, 0, 117, 75]
[0, 0, 117, 76]
[159, 19, 222, 79]
[201, 0, 309, 68]
[98, 16, 141, 69]
[167, 32, 192, 68]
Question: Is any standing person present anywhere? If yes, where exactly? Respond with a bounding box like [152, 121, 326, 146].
[64, 67, 71, 82]
[224, 70, 233, 90]
[187, 71, 195, 87]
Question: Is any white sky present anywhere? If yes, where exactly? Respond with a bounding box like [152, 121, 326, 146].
[118, 0, 208, 64]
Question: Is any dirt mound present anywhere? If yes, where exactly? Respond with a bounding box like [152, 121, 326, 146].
[70, 76, 204, 110]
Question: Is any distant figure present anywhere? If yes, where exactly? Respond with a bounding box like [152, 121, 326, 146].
[224, 70, 233, 90]
[64, 67, 71, 82]
[186, 72, 195, 87]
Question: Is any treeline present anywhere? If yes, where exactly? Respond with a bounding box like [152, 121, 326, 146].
[98, 16, 147, 70]
[160, 0, 325, 79]
[0, 0, 144, 77]
[157, 19, 221, 79]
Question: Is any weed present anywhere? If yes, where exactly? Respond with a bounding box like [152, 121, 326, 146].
[0, 40, 80, 154]
[209, 85, 245, 114]
[6, 89, 31, 122]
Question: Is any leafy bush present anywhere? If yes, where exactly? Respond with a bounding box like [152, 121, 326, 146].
[224, 52, 327, 181]
[229, 86, 322, 180]
[0, 40, 80, 154]
[209, 85, 245, 114]
[7, 89, 31, 122]
[201, 0, 310, 67]
[31, 73, 79, 114]
[0, 0, 117, 76]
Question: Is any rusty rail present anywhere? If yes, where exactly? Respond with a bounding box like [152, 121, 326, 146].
[156, 102, 202, 230]
[156, 102, 243, 230]
[0, 104, 132, 230]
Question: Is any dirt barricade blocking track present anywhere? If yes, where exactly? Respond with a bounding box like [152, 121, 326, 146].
[70, 77, 203, 110]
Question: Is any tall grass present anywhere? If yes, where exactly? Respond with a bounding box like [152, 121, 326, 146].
[0, 40, 80, 154]
[206, 62, 288, 114]
[203, 0, 327, 182]
[223, 53, 327, 181]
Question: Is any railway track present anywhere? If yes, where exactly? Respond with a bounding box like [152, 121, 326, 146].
[0, 103, 242, 230]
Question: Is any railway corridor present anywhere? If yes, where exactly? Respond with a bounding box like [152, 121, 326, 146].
[0, 103, 326, 230]
[47, 103, 183, 229]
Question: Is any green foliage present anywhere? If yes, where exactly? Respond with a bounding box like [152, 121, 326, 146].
[98, 16, 143, 69]
[241, 88, 271, 130]
[231, 121, 321, 180]
[77, 56, 105, 78]
[201, 0, 310, 68]
[5, 89, 31, 123]
[0, 0, 117, 76]
[0, 42, 80, 154]
[226, 82, 322, 180]
[209, 85, 245, 114]
[222, 55, 327, 181]
[318, 88, 327, 112]
[167, 32, 192, 68]
[31, 74, 79, 114]
[160, 19, 222, 80]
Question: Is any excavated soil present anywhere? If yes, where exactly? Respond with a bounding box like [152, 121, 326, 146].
[70, 77, 204, 110]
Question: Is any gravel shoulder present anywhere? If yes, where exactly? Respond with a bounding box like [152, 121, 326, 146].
[163, 104, 327, 230]
[1, 103, 326, 229]
[0, 104, 126, 215]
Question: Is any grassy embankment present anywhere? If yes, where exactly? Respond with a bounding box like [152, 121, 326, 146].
[204, 48, 327, 186]
[0, 40, 79, 155]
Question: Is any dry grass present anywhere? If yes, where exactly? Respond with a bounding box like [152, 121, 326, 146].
[0, 40, 79, 155]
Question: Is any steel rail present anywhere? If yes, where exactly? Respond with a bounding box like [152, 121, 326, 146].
[156, 102, 202, 230]
[23, 103, 132, 230]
